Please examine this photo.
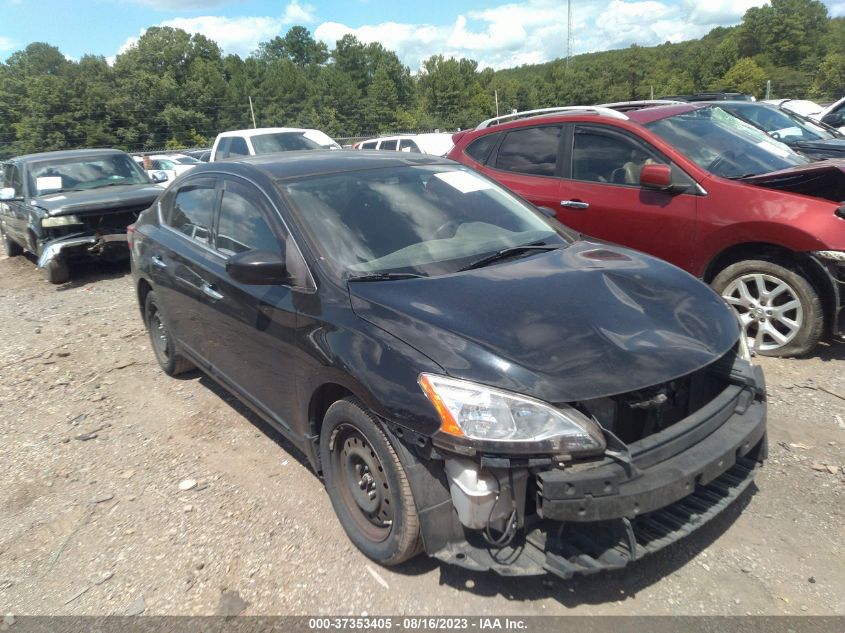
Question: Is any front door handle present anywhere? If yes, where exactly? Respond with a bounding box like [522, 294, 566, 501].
[560, 200, 590, 209]
[201, 282, 224, 301]
[151, 255, 167, 269]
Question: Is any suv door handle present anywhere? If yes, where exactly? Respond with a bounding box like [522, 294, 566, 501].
[201, 282, 224, 301]
[561, 200, 590, 209]
[151, 255, 167, 269]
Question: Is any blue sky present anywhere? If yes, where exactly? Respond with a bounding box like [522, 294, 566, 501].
[2, 0, 845, 70]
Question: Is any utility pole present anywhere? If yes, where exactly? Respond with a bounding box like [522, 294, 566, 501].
[248, 96, 257, 129]
[495, 90, 499, 117]
[566, 0, 573, 69]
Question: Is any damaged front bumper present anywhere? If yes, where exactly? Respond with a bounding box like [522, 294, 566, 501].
[410, 363, 767, 580]
[37, 233, 129, 269]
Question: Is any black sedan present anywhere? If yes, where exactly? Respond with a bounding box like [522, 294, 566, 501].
[714, 100, 845, 160]
[129, 151, 766, 580]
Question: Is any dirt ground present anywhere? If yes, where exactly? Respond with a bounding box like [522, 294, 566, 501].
[0, 252, 843, 617]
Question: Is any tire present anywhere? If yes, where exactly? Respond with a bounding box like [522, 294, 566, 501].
[320, 397, 422, 566]
[143, 290, 195, 376]
[712, 259, 823, 357]
[2, 230, 23, 257]
[43, 258, 70, 284]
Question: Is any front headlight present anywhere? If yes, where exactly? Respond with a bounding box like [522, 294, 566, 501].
[418, 373, 606, 456]
[42, 215, 82, 228]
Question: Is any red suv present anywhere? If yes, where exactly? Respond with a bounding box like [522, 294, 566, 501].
[448, 104, 845, 356]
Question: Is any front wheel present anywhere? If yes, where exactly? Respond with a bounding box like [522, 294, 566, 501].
[712, 259, 823, 357]
[320, 398, 422, 566]
[44, 258, 70, 284]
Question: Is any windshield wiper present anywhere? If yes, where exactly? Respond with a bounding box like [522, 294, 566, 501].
[347, 272, 426, 282]
[458, 244, 560, 272]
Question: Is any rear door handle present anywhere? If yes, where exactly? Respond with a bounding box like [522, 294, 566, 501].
[201, 282, 224, 301]
[151, 255, 167, 269]
[560, 200, 590, 209]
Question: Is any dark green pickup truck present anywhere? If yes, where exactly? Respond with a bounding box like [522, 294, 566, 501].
[0, 148, 164, 283]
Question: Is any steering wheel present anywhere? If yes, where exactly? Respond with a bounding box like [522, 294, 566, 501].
[433, 220, 459, 239]
[707, 150, 737, 176]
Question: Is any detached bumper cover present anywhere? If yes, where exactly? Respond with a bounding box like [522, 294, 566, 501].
[431, 366, 767, 579]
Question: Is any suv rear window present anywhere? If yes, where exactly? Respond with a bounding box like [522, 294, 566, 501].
[465, 133, 500, 164]
[495, 126, 561, 176]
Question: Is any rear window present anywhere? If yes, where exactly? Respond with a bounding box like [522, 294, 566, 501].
[495, 126, 561, 177]
[251, 132, 322, 154]
[465, 133, 501, 164]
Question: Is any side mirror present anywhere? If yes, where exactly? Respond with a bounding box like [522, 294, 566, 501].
[226, 249, 289, 285]
[639, 163, 672, 190]
[151, 171, 169, 184]
[822, 112, 844, 128]
[0, 187, 18, 201]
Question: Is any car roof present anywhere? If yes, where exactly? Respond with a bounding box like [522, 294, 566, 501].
[189, 149, 453, 181]
[624, 102, 703, 124]
[216, 127, 313, 138]
[10, 148, 128, 164]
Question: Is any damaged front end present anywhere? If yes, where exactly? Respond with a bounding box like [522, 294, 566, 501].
[400, 347, 766, 580]
[35, 204, 149, 270]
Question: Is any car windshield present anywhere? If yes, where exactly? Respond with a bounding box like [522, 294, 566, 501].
[727, 105, 839, 142]
[252, 132, 325, 154]
[646, 106, 810, 178]
[280, 165, 566, 278]
[28, 154, 150, 194]
[171, 155, 200, 165]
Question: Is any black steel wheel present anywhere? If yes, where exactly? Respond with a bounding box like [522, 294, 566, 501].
[144, 290, 194, 376]
[320, 398, 422, 565]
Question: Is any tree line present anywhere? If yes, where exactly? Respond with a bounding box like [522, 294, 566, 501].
[0, 0, 842, 158]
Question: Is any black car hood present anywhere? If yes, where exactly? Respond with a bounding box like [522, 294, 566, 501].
[33, 184, 162, 216]
[349, 241, 739, 403]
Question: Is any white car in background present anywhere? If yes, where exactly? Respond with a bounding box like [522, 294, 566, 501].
[134, 153, 201, 187]
[210, 127, 341, 162]
[817, 96, 845, 133]
[353, 133, 454, 156]
[764, 98, 826, 119]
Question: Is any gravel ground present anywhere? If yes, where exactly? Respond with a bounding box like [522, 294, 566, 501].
[0, 252, 843, 616]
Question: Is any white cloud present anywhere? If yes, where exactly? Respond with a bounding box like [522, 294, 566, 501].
[128, 0, 233, 8]
[0, 35, 17, 52]
[114, 1, 316, 60]
[282, 0, 317, 24]
[681, 0, 767, 26]
[109, 1, 844, 72]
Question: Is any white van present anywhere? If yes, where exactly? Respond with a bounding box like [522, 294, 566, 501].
[211, 127, 341, 161]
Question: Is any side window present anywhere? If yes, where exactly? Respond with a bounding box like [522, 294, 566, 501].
[465, 133, 501, 164]
[163, 177, 217, 245]
[572, 126, 666, 185]
[361, 141, 377, 149]
[494, 126, 561, 176]
[9, 165, 23, 194]
[398, 139, 419, 153]
[216, 137, 232, 160]
[228, 136, 249, 157]
[380, 139, 398, 151]
[216, 179, 281, 256]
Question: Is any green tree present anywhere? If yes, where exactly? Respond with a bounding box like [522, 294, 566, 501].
[720, 58, 767, 97]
